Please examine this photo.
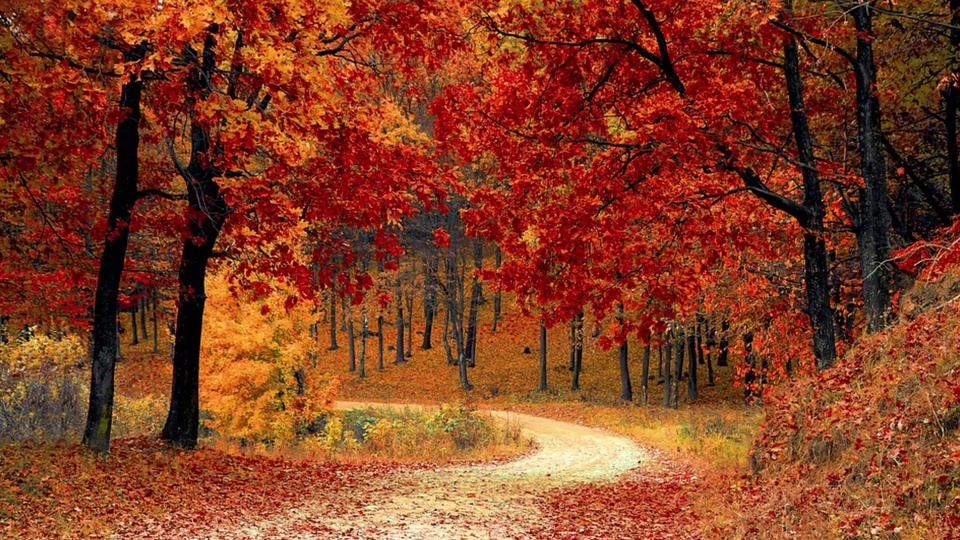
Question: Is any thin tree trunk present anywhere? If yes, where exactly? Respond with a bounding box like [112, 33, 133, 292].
[641, 343, 650, 406]
[687, 329, 698, 401]
[421, 254, 437, 349]
[405, 295, 413, 358]
[492, 245, 502, 332]
[329, 284, 339, 350]
[130, 309, 139, 345]
[673, 329, 684, 409]
[717, 319, 729, 367]
[152, 295, 159, 354]
[464, 239, 482, 367]
[617, 304, 632, 402]
[347, 312, 356, 372]
[140, 295, 148, 338]
[377, 314, 384, 371]
[394, 280, 405, 365]
[538, 318, 547, 392]
[663, 331, 672, 408]
[571, 311, 583, 391]
[359, 311, 367, 379]
[83, 55, 144, 454]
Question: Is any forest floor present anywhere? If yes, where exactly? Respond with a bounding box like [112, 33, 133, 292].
[205, 405, 700, 539]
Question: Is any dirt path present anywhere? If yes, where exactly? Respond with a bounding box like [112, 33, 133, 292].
[219, 402, 648, 539]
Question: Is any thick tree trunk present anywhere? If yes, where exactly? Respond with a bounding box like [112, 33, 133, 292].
[83, 66, 143, 454]
[492, 245, 502, 332]
[538, 318, 547, 392]
[948, 0, 960, 214]
[717, 319, 729, 367]
[782, 23, 838, 369]
[464, 239, 482, 367]
[641, 343, 650, 406]
[851, 2, 892, 333]
[162, 30, 229, 449]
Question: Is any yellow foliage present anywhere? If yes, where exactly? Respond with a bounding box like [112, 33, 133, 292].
[200, 271, 337, 443]
[0, 333, 85, 373]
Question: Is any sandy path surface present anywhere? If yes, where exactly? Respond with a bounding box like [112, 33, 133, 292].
[218, 402, 648, 539]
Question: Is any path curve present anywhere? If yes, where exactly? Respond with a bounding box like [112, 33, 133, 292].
[226, 402, 648, 539]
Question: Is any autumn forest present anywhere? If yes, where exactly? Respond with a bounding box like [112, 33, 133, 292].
[2, 0, 960, 538]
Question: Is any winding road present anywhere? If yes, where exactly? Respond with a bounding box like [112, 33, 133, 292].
[224, 402, 648, 539]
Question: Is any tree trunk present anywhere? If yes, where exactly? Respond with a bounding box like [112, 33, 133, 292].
[717, 319, 729, 367]
[464, 239, 482, 367]
[377, 314, 384, 371]
[538, 318, 547, 392]
[405, 295, 413, 358]
[782, 20, 838, 368]
[851, 2, 892, 333]
[83, 61, 143, 454]
[130, 309, 139, 345]
[421, 254, 437, 349]
[673, 329, 684, 409]
[948, 0, 960, 214]
[687, 329, 698, 401]
[663, 331, 672, 408]
[359, 311, 367, 379]
[492, 245, 502, 332]
[347, 312, 356, 372]
[162, 30, 229, 449]
[394, 280, 406, 365]
[140, 295, 148, 338]
[329, 285, 339, 350]
[152, 295, 159, 354]
[617, 304, 632, 402]
[641, 343, 650, 406]
[571, 311, 583, 391]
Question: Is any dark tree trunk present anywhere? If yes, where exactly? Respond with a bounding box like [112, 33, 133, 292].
[851, 2, 892, 333]
[696, 318, 705, 365]
[717, 319, 729, 367]
[83, 58, 144, 454]
[948, 0, 960, 214]
[673, 329, 684, 409]
[394, 280, 406, 365]
[359, 312, 367, 379]
[421, 254, 437, 349]
[617, 304, 632, 402]
[377, 314, 384, 371]
[568, 318, 576, 371]
[405, 295, 413, 358]
[663, 332, 672, 408]
[130, 309, 139, 345]
[347, 313, 356, 372]
[140, 295, 148, 338]
[329, 286, 339, 350]
[538, 318, 547, 392]
[571, 311, 583, 391]
[464, 239, 482, 367]
[294, 368, 306, 395]
[641, 343, 650, 406]
[162, 30, 229, 449]
[152, 295, 159, 354]
[687, 329, 698, 401]
[782, 23, 838, 369]
[492, 245, 502, 332]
